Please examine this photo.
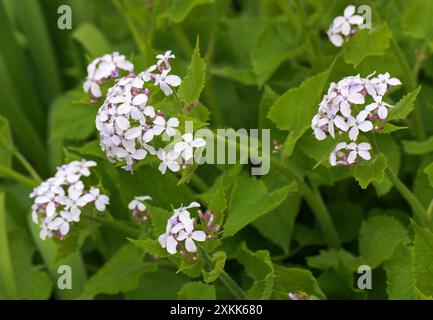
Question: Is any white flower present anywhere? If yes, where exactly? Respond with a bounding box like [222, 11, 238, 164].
[347, 142, 372, 164]
[156, 50, 175, 71]
[329, 142, 348, 166]
[157, 149, 181, 174]
[335, 84, 365, 117]
[365, 95, 394, 120]
[348, 110, 373, 141]
[29, 160, 110, 240]
[371, 72, 401, 96]
[143, 116, 180, 142]
[327, 5, 364, 47]
[83, 52, 134, 98]
[128, 195, 152, 212]
[158, 202, 207, 254]
[174, 133, 206, 161]
[311, 115, 328, 140]
[154, 69, 181, 96]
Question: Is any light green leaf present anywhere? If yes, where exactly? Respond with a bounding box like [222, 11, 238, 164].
[383, 244, 416, 299]
[272, 265, 325, 300]
[79, 244, 157, 299]
[202, 251, 226, 283]
[373, 135, 401, 196]
[343, 24, 392, 67]
[177, 281, 216, 299]
[307, 248, 361, 272]
[403, 136, 433, 155]
[412, 223, 433, 296]
[359, 215, 410, 268]
[388, 86, 421, 121]
[267, 63, 334, 156]
[211, 66, 256, 85]
[235, 243, 274, 299]
[351, 153, 387, 189]
[177, 38, 206, 105]
[166, 0, 214, 23]
[72, 22, 111, 57]
[128, 238, 169, 258]
[424, 162, 433, 188]
[224, 176, 291, 237]
[251, 21, 304, 86]
[148, 205, 173, 238]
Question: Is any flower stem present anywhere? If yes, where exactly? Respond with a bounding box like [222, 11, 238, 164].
[82, 215, 140, 238]
[0, 164, 38, 188]
[198, 245, 245, 300]
[384, 167, 431, 228]
[14, 150, 42, 183]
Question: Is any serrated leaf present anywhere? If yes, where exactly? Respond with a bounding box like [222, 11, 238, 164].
[177, 38, 206, 105]
[223, 176, 291, 237]
[148, 205, 173, 238]
[388, 86, 421, 121]
[351, 153, 387, 189]
[412, 223, 433, 296]
[307, 248, 361, 272]
[235, 243, 274, 299]
[359, 215, 410, 268]
[403, 136, 433, 155]
[267, 63, 334, 156]
[79, 244, 157, 299]
[177, 281, 216, 299]
[128, 238, 169, 258]
[383, 244, 416, 299]
[202, 251, 226, 283]
[343, 24, 392, 67]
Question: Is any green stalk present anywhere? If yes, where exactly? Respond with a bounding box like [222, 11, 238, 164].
[0, 165, 38, 188]
[14, 150, 42, 183]
[0, 193, 17, 298]
[384, 167, 431, 228]
[82, 215, 140, 238]
[199, 245, 245, 300]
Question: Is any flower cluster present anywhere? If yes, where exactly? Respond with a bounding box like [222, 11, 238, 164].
[327, 5, 364, 47]
[30, 160, 110, 240]
[83, 52, 134, 99]
[311, 72, 401, 166]
[158, 202, 207, 255]
[128, 195, 152, 222]
[96, 51, 205, 173]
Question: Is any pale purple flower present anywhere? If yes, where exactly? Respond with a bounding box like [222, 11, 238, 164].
[348, 110, 373, 141]
[347, 142, 372, 164]
[174, 133, 206, 161]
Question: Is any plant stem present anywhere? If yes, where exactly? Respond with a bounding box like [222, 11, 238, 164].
[199, 245, 245, 300]
[0, 164, 38, 187]
[270, 158, 340, 248]
[82, 215, 140, 238]
[384, 167, 431, 228]
[14, 150, 42, 183]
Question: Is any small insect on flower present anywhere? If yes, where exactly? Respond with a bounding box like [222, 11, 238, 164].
[83, 52, 134, 99]
[158, 202, 208, 256]
[29, 160, 110, 240]
[129, 195, 152, 222]
[327, 5, 365, 47]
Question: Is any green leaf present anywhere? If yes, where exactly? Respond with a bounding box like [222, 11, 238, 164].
[359, 215, 410, 268]
[128, 238, 169, 258]
[177, 281, 216, 299]
[412, 223, 433, 296]
[148, 205, 173, 238]
[72, 22, 111, 57]
[211, 66, 256, 85]
[202, 251, 226, 283]
[0, 115, 13, 167]
[403, 136, 433, 155]
[251, 21, 304, 86]
[403, 0, 433, 42]
[307, 248, 361, 272]
[166, 0, 214, 23]
[272, 265, 325, 300]
[267, 63, 334, 156]
[79, 244, 157, 299]
[388, 86, 421, 121]
[177, 38, 206, 105]
[223, 176, 291, 237]
[351, 153, 387, 189]
[383, 244, 416, 299]
[343, 24, 392, 67]
[235, 243, 274, 299]
[424, 162, 433, 188]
